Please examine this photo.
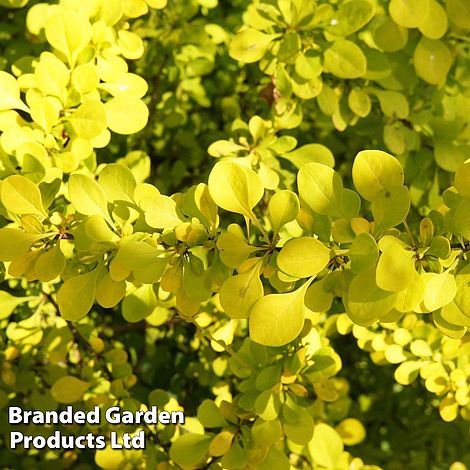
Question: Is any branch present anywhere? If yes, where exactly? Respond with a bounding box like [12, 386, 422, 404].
[451, 241, 469, 252]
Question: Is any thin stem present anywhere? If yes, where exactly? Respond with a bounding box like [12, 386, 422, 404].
[249, 213, 269, 242]
[403, 220, 416, 247]
[191, 319, 235, 357]
[451, 241, 469, 252]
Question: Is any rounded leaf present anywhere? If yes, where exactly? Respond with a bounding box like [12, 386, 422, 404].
[68, 174, 111, 223]
[277, 237, 330, 278]
[389, 0, 428, 28]
[298, 162, 344, 217]
[348, 232, 379, 274]
[220, 264, 263, 319]
[335, 418, 366, 446]
[0, 70, 28, 111]
[249, 280, 311, 346]
[0, 228, 42, 262]
[413, 37, 452, 86]
[418, 0, 448, 39]
[35, 243, 66, 282]
[197, 400, 227, 428]
[70, 101, 107, 140]
[57, 270, 97, 321]
[447, 0, 470, 29]
[347, 269, 397, 326]
[169, 433, 212, 468]
[324, 40, 367, 79]
[208, 161, 264, 217]
[105, 96, 149, 135]
[96, 273, 126, 309]
[50, 375, 89, 404]
[423, 271, 457, 311]
[229, 29, 276, 63]
[352, 150, 404, 201]
[45, 9, 92, 65]
[268, 190, 300, 232]
[1, 175, 46, 217]
[376, 241, 416, 292]
[309, 423, 344, 468]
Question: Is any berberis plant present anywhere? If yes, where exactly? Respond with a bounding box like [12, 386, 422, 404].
[0, 0, 469, 468]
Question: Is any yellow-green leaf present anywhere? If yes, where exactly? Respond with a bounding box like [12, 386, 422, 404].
[1, 175, 47, 217]
[309, 423, 344, 468]
[455, 162, 470, 198]
[395, 271, 426, 313]
[327, 0, 375, 37]
[277, 237, 330, 278]
[268, 190, 300, 232]
[229, 29, 277, 63]
[71, 62, 99, 94]
[0, 291, 34, 320]
[169, 433, 212, 469]
[346, 268, 397, 326]
[146, 0, 167, 8]
[335, 418, 366, 446]
[70, 101, 107, 140]
[281, 143, 335, 169]
[348, 88, 371, 117]
[373, 17, 408, 52]
[297, 162, 344, 218]
[249, 280, 312, 346]
[371, 185, 411, 232]
[117, 30, 144, 60]
[0, 228, 43, 262]
[418, 0, 448, 39]
[209, 431, 234, 457]
[324, 40, 367, 79]
[99, 73, 148, 98]
[216, 231, 256, 268]
[140, 194, 182, 229]
[85, 215, 116, 242]
[447, 0, 470, 29]
[34, 52, 70, 99]
[423, 271, 457, 311]
[352, 150, 404, 201]
[50, 375, 89, 404]
[68, 173, 111, 222]
[219, 262, 263, 319]
[0, 71, 28, 112]
[304, 278, 333, 312]
[389, 0, 428, 28]
[98, 163, 136, 203]
[29, 98, 59, 133]
[95, 448, 125, 470]
[122, 284, 157, 323]
[57, 270, 97, 321]
[348, 232, 379, 273]
[197, 399, 227, 428]
[376, 238, 415, 292]
[413, 37, 452, 86]
[394, 360, 422, 385]
[96, 272, 126, 309]
[105, 96, 149, 135]
[208, 161, 264, 218]
[34, 243, 66, 282]
[45, 9, 92, 66]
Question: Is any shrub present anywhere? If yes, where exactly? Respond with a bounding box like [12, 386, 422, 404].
[0, 0, 469, 468]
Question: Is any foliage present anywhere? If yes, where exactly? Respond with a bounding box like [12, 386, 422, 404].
[0, 0, 469, 469]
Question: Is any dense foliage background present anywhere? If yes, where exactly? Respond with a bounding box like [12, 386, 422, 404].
[0, 0, 469, 468]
